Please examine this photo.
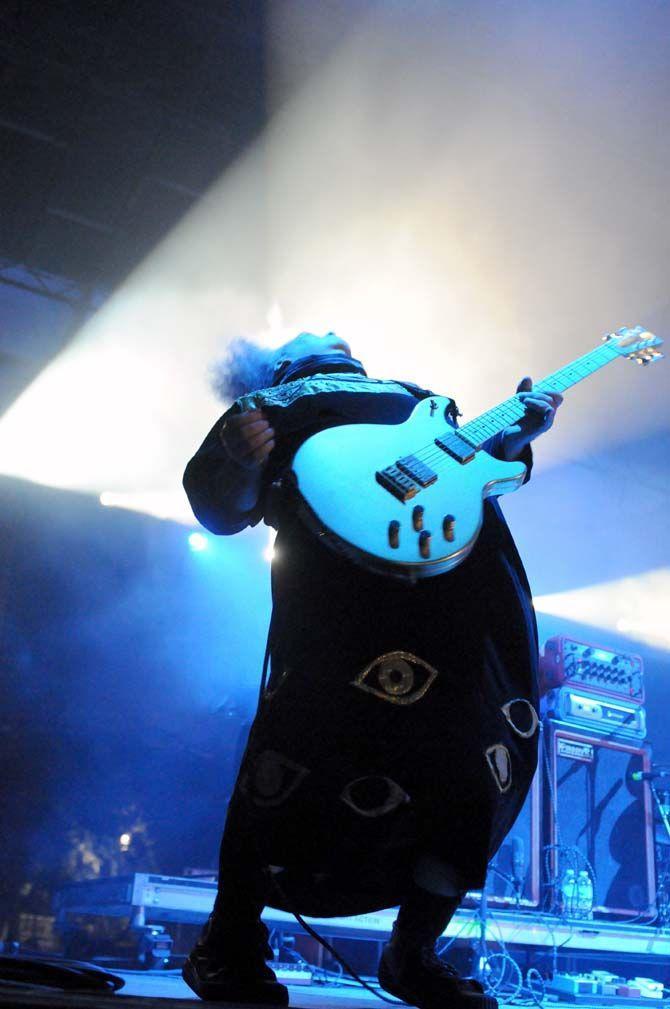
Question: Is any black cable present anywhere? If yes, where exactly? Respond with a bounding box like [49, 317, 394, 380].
[273, 887, 404, 1006]
[249, 630, 405, 1005]
[0, 956, 124, 993]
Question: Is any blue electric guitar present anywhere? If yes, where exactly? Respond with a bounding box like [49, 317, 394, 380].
[291, 326, 663, 581]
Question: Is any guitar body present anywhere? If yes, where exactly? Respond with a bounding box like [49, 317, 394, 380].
[291, 395, 527, 581]
[289, 327, 664, 580]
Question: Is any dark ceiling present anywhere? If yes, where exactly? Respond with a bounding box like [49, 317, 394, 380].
[0, 0, 267, 294]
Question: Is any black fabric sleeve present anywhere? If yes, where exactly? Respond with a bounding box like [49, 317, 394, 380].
[183, 406, 266, 535]
[482, 431, 533, 485]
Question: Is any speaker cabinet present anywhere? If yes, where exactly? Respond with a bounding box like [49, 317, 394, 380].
[465, 766, 542, 908]
[543, 721, 656, 918]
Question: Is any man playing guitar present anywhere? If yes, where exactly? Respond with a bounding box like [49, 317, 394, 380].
[182, 330, 561, 1008]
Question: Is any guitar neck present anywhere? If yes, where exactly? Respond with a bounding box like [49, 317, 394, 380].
[459, 340, 622, 448]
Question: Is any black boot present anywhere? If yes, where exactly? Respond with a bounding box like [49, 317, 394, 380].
[378, 885, 498, 1009]
[182, 911, 289, 1005]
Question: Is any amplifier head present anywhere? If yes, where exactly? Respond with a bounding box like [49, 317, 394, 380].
[539, 637, 644, 704]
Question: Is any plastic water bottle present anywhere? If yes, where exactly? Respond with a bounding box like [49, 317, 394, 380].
[560, 868, 577, 917]
[577, 869, 594, 920]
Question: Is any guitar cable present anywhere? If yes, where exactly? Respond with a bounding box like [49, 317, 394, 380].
[245, 627, 405, 1003]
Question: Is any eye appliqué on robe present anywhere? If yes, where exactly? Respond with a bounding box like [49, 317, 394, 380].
[240, 750, 309, 807]
[351, 651, 439, 705]
[263, 667, 290, 703]
[485, 743, 512, 794]
[501, 698, 539, 739]
[340, 776, 410, 817]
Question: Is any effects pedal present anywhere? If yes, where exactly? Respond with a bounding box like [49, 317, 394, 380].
[273, 962, 313, 986]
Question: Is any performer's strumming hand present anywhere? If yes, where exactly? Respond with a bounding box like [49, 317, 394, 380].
[219, 409, 276, 470]
[502, 376, 563, 460]
[214, 408, 276, 517]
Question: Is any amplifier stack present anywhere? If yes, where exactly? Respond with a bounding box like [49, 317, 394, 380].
[471, 636, 657, 920]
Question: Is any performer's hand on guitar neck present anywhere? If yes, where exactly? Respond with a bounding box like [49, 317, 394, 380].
[502, 377, 563, 461]
[217, 408, 276, 514]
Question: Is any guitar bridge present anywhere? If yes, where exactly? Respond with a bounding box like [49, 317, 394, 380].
[376, 465, 419, 502]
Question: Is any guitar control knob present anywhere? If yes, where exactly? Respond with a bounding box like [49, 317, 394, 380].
[418, 530, 431, 559]
[412, 505, 425, 531]
[388, 520, 400, 549]
[442, 514, 455, 542]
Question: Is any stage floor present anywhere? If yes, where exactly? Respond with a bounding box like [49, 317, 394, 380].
[1, 968, 667, 1009]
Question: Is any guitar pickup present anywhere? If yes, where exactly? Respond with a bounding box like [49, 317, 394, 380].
[396, 455, 437, 487]
[376, 465, 419, 502]
[434, 432, 476, 464]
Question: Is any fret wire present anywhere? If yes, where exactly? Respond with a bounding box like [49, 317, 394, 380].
[407, 341, 622, 470]
[539, 343, 616, 391]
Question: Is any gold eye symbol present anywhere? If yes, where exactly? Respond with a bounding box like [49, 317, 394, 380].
[263, 667, 290, 703]
[240, 750, 309, 807]
[501, 699, 539, 739]
[379, 658, 414, 696]
[340, 776, 410, 817]
[485, 743, 512, 794]
[351, 651, 439, 705]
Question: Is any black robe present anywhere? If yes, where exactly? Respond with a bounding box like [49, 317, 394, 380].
[183, 362, 539, 916]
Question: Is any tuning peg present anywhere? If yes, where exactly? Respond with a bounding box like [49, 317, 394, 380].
[602, 332, 614, 342]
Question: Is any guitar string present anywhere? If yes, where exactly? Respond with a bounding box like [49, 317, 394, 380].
[397, 390, 547, 468]
[412, 368, 602, 468]
[384, 343, 621, 474]
[408, 383, 569, 470]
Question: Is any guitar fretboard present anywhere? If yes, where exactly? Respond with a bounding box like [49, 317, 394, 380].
[459, 340, 621, 448]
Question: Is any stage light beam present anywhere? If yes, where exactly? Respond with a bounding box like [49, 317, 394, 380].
[534, 567, 670, 652]
[188, 532, 209, 553]
[263, 529, 277, 563]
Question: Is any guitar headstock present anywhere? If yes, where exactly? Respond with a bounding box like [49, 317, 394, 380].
[604, 325, 664, 365]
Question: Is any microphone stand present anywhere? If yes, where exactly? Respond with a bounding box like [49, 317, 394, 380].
[468, 856, 523, 986]
[469, 868, 491, 985]
[649, 783, 670, 928]
[650, 784, 670, 843]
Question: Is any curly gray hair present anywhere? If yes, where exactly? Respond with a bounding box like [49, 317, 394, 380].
[209, 338, 279, 403]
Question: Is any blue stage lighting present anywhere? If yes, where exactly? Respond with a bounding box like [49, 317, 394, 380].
[188, 532, 209, 552]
